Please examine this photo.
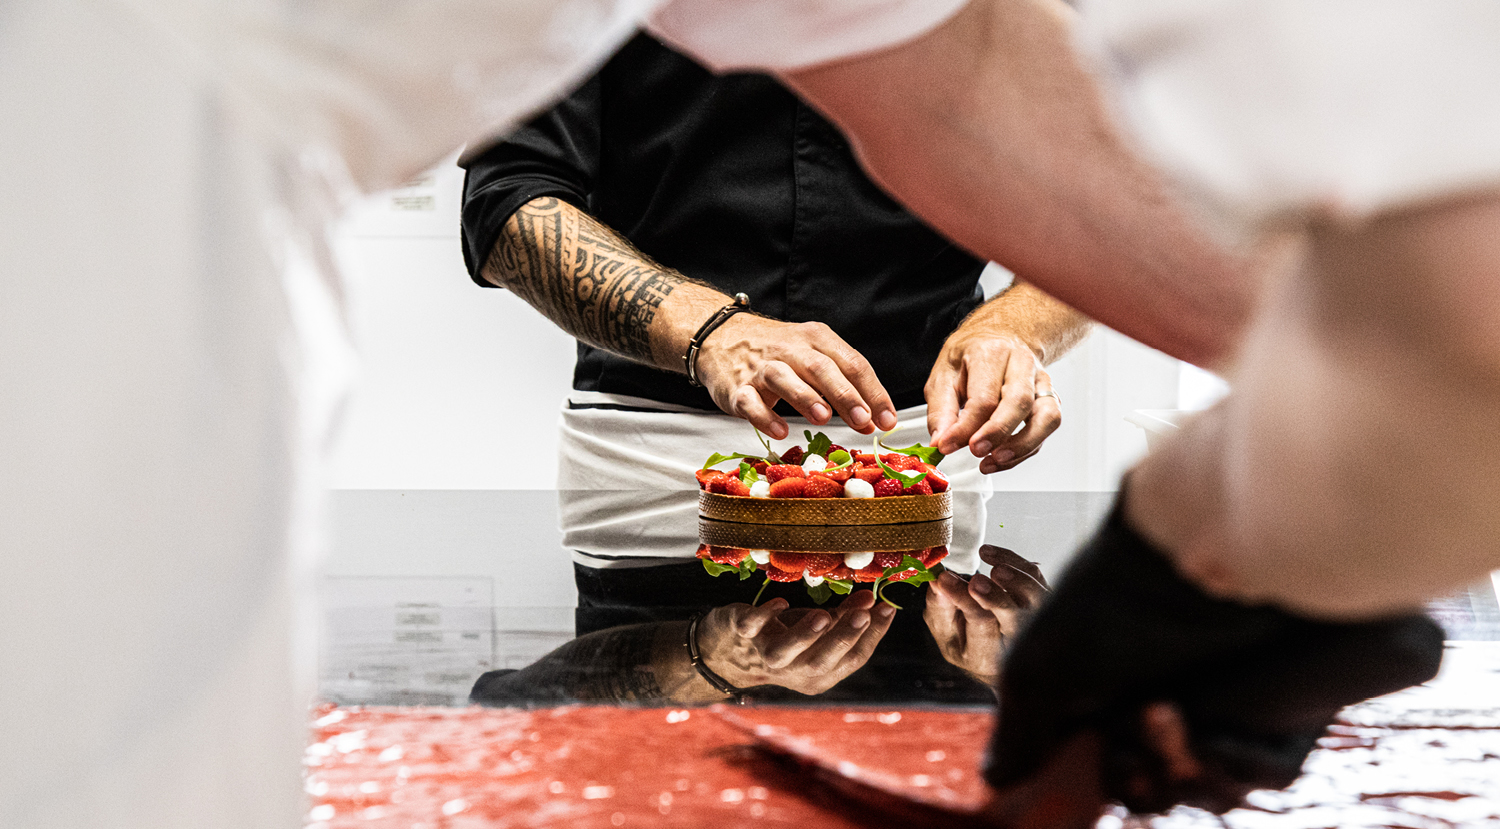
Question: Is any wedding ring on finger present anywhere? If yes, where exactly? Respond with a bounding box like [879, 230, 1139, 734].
[1034, 389, 1060, 411]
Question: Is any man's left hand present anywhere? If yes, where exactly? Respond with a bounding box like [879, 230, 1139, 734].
[926, 331, 1061, 473]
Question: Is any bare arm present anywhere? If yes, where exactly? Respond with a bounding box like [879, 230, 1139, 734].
[486, 196, 897, 436]
[927, 280, 1092, 470]
[1129, 192, 1500, 618]
[780, 0, 1255, 369]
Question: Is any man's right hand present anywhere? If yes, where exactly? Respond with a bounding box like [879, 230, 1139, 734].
[694, 313, 898, 438]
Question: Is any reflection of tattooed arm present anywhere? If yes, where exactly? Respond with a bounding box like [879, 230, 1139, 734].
[469, 622, 731, 706]
[484, 197, 730, 367]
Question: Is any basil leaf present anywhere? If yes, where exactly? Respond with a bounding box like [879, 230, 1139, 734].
[737, 556, 758, 580]
[807, 581, 834, 605]
[826, 579, 852, 595]
[738, 461, 760, 485]
[829, 449, 851, 466]
[702, 451, 767, 470]
[702, 558, 738, 577]
[875, 453, 929, 488]
[874, 432, 946, 467]
[803, 430, 833, 460]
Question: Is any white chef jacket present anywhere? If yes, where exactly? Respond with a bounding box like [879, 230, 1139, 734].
[1080, 0, 1500, 228]
[0, 0, 965, 826]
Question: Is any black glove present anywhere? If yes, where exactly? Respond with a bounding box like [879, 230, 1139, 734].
[984, 490, 1444, 815]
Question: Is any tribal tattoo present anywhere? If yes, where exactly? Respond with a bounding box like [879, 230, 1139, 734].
[488, 197, 682, 363]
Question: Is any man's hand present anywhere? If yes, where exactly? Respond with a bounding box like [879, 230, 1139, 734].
[925, 281, 1089, 472]
[927, 334, 1060, 473]
[925, 546, 1049, 685]
[694, 313, 898, 438]
[694, 590, 896, 695]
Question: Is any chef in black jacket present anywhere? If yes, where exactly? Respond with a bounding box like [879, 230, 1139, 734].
[460, 34, 1090, 484]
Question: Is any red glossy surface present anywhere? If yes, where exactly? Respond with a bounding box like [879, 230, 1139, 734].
[304, 705, 880, 829]
[306, 645, 1500, 828]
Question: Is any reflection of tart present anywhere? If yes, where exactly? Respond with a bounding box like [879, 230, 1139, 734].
[696, 544, 948, 606]
[697, 430, 952, 525]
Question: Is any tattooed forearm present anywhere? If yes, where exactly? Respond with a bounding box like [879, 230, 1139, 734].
[471, 623, 667, 705]
[485, 197, 687, 364]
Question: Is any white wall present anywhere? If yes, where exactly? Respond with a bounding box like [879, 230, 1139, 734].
[327, 163, 1185, 491]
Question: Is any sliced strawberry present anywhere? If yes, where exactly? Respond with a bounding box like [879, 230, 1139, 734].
[853, 564, 884, 582]
[872, 550, 904, 569]
[765, 464, 806, 483]
[853, 466, 884, 484]
[803, 553, 843, 576]
[709, 546, 750, 565]
[872, 478, 903, 497]
[853, 453, 877, 466]
[920, 546, 949, 567]
[696, 469, 726, 489]
[904, 479, 934, 495]
[812, 466, 851, 483]
[779, 446, 805, 466]
[925, 466, 950, 493]
[764, 566, 802, 582]
[695, 544, 712, 559]
[802, 476, 844, 498]
[826, 564, 857, 581]
[827, 444, 845, 456]
[767, 551, 809, 573]
[721, 477, 751, 497]
[752, 461, 769, 475]
[768, 478, 808, 498]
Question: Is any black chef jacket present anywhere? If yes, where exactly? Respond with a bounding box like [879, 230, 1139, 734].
[460, 34, 985, 412]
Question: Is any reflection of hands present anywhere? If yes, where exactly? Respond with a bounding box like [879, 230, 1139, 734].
[694, 313, 898, 439]
[924, 545, 1049, 685]
[695, 590, 896, 695]
[926, 331, 1062, 473]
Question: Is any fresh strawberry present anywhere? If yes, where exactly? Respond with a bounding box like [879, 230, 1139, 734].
[752, 461, 769, 475]
[714, 477, 751, 496]
[709, 546, 750, 565]
[872, 478, 903, 497]
[765, 464, 806, 483]
[779, 446, 805, 466]
[919, 546, 949, 567]
[903, 478, 933, 495]
[853, 453, 877, 466]
[827, 444, 845, 456]
[925, 466, 950, 493]
[879, 453, 906, 467]
[803, 553, 844, 576]
[872, 551, 904, 569]
[696, 469, 726, 489]
[767, 551, 809, 573]
[853, 564, 884, 582]
[802, 476, 844, 498]
[826, 564, 857, 581]
[763, 565, 802, 582]
[813, 466, 851, 483]
[853, 466, 884, 484]
[695, 543, 712, 559]
[768, 478, 808, 498]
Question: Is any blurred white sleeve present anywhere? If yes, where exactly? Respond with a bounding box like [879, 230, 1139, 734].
[195, 0, 660, 193]
[1080, 0, 1500, 226]
[648, 0, 969, 71]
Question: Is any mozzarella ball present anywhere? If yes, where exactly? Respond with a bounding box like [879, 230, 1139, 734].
[749, 480, 771, 499]
[843, 551, 875, 570]
[803, 572, 825, 587]
[843, 478, 875, 499]
[750, 549, 771, 565]
[801, 453, 828, 473]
